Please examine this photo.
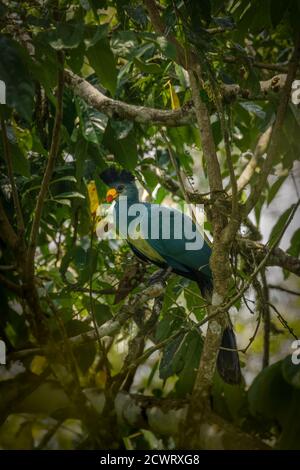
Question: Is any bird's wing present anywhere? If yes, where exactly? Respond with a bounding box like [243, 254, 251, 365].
[129, 204, 212, 278]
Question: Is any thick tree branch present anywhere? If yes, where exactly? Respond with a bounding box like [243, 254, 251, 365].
[65, 69, 195, 126]
[65, 71, 291, 129]
[189, 69, 223, 194]
[181, 63, 229, 449]
[239, 238, 300, 277]
[222, 73, 290, 102]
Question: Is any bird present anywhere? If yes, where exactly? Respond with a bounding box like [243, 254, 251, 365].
[100, 166, 241, 385]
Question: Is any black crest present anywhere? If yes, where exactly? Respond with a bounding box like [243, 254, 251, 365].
[100, 167, 135, 185]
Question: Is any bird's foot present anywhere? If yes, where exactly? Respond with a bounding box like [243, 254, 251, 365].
[147, 267, 172, 286]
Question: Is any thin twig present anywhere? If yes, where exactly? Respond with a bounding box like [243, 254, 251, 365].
[89, 215, 111, 380]
[26, 51, 65, 280]
[234, 124, 273, 194]
[267, 302, 298, 341]
[0, 116, 25, 235]
[269, 285, 300, 296]
[261, 270, 270, 368]
[0, 272, 22, 294]
[222, 199, 300, 312]
[245, 34, 300, 214]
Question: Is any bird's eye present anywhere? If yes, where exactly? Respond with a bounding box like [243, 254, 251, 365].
[116, 184, 125, 192]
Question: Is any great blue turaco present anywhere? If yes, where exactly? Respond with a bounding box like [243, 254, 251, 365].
[100, 167, 241, 385]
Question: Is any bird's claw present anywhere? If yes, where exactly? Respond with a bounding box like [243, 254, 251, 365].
[147, 267, 172, 286]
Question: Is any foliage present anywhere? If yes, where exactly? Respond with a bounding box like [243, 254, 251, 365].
[0, 0, 299, 450]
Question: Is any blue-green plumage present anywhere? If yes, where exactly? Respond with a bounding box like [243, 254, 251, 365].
[100, 167, 241, 385]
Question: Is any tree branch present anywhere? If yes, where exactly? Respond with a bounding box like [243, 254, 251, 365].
[0, 116, 25, 235]
[26, 52, 65, 280]
[181, 62, 228, 450]
[189, 68, 223, 194]
[269, 284, 300, 296]
[143, 0, 190, 68]
[234, 124, 273, 194]
[222, 73, 290, 102]
[239, 238, 300, 277]
[65, 69, 195, 126]
[222, 201, 300, 312]
[245, 36, 300, 214]
[96, 391, 270, 449]
[223, 55, 290, 74]
[0, 272, 22, 294]
[65, 69, 291, 129]
[261, 270, 271, 368]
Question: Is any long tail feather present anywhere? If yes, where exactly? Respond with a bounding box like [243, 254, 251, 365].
[192, 270, 241, 385]
[217, 327, 241, 385]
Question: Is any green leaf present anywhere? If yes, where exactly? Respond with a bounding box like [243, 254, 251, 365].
[287, 228, 300, 258]
[75, 136, 89, 180]
[267, 175, 287, 205]
[110, 120, 134, 139]
[185, 0, 212, 25]
[184, 286, 206, 321]
[76, 97, 108, 145]
[45, 22, 84, 50]
[11, 144, 30, 177]
[133, 58, 162, 74]
[86, 41, 117, 96]
[54, 191, 85, 199]
[155, 307, 185, 342]
[50, 176, 77, 185]
[65, 319, 96, 372]
[82, 298, 112, 326]
[84, 24, 108, 48]
[240, 101, 265, 119]
[212, 373, 247, 423]
[248, 360, 292, 421]
[124, 4, 148, 27]
[175, 330, 203, 397]
[0, 37, 34, 121]
[156, 37, 177, 60]
[282, 355, 300, 389]
[159, 331, 185, 380]
[268, 205, 295, 245]
[212, 16, 235, 30]
[93, 303, 112, 326]
[248, 358, 300, 449]
[29, 41, 57, 102]
[270, 0, 291, 27]
[102, 121, 138, 170]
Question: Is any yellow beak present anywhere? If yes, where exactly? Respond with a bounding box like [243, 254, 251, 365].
[106, 188, 118, 203]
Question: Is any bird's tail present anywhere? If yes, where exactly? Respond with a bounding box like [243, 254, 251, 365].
[193, 270, 241, 385]
[217, 326, 241, 385]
